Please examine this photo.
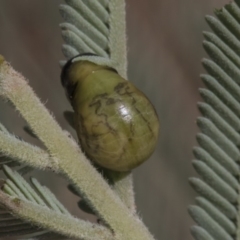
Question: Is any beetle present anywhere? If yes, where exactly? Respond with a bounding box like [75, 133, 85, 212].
[61, 55, 159, 172]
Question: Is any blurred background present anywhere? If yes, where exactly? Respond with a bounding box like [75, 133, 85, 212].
[0, 0, 230, 239]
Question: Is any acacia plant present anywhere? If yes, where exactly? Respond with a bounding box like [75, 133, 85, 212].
[189, 1, 240, 240]
[0, 0, 239, 240]
[0, 0, 158, 240]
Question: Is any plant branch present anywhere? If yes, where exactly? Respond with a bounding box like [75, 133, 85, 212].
[60, 0, 136, 214]
[108, 0, 135, 213]
[106, 170, 136, 213]
[0, 191, 114, 240]
[0, 131, 58, 171]
[109, 0, 127, 78]
[0, 56, 154, 239]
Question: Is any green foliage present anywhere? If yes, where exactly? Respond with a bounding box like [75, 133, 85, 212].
[0, 165, 69, 239]
[59, 1, 109, 58]
[60, 0, 136, 214]
[0, 1, 155, 240]
[1, 0, 238, 239]
[189, 1, 240, 239]
[59, 0, 127, 77]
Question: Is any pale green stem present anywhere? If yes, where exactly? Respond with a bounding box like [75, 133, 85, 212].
[106, 170, 136, 213]
[109, 0, 127, 78]
[0, 58, 154, 240]
[0, 131, 58, 171]
[114, 173, 135, 212]
[0, 192, 114, 240]
[61, 0, 135, 213]
[108, 0, 135, 213]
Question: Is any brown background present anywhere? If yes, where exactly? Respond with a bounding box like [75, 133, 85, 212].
[0, 0, 229, 239]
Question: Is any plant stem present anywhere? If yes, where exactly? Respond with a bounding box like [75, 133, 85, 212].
[0, 57, 155, 240]
[0, 192, 114, 240]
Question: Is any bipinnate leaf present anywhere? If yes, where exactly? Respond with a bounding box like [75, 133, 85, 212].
[0, 165, 114, 240]
[59, 0, 127, 77]
[59, 0, 135, 214]
[189, 1, 240, 240]
[0, 55, 154, 240]
[0, 122, 34, 174]
[59, 0, 109, 60]
[0, 165, 70, 238]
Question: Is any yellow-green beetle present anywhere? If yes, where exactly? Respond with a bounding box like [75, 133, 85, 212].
[61, 55, 159, 172]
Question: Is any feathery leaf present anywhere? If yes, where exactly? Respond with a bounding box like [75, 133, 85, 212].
[190, 1, 240, 239]
[59, 0, 136, 214]
[0, 165, 68, 238]
[59, 0, 127, 77]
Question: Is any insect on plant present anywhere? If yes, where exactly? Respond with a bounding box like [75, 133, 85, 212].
[61, 55, 159, 172]
[0, 1, 161, 240]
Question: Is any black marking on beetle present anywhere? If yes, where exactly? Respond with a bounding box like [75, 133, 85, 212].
[114, 82, 134, 96]
[106, 97, 118, 105]
[75, 93, 123, 158]
[89, 95, 117, 135]
[74, 79, 157, 170]
[114, 82, 154, 136]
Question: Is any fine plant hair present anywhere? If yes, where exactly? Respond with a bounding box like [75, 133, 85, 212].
[0, 0, 155, 240]
[0, 0, 239, 240]
[189, 1, 240, 240]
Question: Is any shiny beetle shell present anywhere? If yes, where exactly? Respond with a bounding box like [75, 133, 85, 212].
[61, 57, 159, 172]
